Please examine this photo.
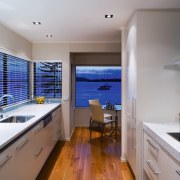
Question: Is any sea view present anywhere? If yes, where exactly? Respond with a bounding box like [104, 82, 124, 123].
[75, 66, 121, 107]
[76, 81, 121, 107]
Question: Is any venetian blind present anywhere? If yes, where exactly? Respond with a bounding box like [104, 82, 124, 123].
[0, 52, 30, 106]
[34, 62, 62, 98]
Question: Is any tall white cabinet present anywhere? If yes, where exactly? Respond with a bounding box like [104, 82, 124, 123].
[124, 10, 180, 180]
[126, 15, 137, 174]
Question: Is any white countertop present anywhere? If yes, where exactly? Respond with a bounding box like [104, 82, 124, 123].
[0, 103, 61, 151]
[143, 121, 180, 163]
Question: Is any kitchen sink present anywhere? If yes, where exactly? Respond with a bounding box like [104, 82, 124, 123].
[0, 115, 35, 123]
[167, 132, 180, 142]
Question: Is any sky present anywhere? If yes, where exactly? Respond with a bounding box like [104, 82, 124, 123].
[76, 66, 121, 79]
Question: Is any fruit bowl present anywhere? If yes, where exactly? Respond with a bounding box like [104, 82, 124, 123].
[36, 96, 45, 104]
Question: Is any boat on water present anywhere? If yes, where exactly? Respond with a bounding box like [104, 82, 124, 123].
[97, 84, 111, 90]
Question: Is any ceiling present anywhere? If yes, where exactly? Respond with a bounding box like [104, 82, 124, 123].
[0, 0, 179, 43]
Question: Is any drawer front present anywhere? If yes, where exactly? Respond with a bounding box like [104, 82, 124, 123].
[168, 157, 180, 180]
[144, 133, 159, 169]
[143, 132, 168, 180]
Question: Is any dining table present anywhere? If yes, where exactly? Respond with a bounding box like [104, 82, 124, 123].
[102, 104, 122, 140]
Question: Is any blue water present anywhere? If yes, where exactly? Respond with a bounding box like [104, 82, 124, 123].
[76, 82, 121, 107]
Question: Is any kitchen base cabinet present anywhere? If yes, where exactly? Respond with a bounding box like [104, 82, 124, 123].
[52, 106, 61, 142]
[0, 145, 16, 180]
[0, 106, 61, 180]
[30, 121, 47, 179]
[143, 132, 180, 180]
[167, 156, 180, 180]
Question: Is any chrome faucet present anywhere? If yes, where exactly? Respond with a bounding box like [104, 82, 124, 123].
[0, 94, 14, 119]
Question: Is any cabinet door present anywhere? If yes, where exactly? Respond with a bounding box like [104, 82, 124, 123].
[0, 127, 34, 180]
[52, 107, 61, 141]
[30, 121, 48, 178]
[0, 146, 15, 180]
[126, 49, 137, 174]
[167, 157, 180, 180]
[127, 98, 136, 173]
[14, 135, 34, 179]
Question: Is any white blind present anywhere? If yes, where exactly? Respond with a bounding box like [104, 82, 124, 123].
[0, 52, 30, 106]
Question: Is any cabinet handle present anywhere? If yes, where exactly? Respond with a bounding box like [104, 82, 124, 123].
[34, 126, 43, 134]
[132, 128, 136, 150]
[176, 170, 180, 176]
[146, 160, 160, 175]
[132, 98, 136, 120]
[34, 147, 44, 158]
[16, 138, 29, 151]
[0, 155, 12, 168]
[146, 138, 159, 151]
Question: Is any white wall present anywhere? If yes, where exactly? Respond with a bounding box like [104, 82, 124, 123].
[0, 23, 32, 59]
[32, 43, 70, 140]
[72, 52, 121, 128]
[32, 43, 121, 140]
[69, 43, 120, 53]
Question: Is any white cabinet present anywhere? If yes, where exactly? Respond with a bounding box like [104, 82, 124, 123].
[143, 132, 168, 180]
[126, 18, 137, 174]
[167, 157, 180, 180]
[52, 107, 61, 142]
[0, 143, 15, 180]
[0, 106, 62, 180]
[143, 132, 180, 180]
[0, 123, 35, 180]
[30, 121, 47, 179]
[12, 128, 35, 180]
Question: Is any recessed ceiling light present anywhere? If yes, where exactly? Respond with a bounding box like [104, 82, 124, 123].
[105, 15, 113, 18]
[46, 35, 53, 38]
[32, 22, 41, 25]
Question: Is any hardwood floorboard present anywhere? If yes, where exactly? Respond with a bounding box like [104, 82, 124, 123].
[37, 127, 134, 180]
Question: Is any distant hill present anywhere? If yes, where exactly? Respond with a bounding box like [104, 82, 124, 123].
[76, 77, 121, 82]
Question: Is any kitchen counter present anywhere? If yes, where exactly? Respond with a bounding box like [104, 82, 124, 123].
[0, 103, 61, 151]
[143, 121, 180, 163]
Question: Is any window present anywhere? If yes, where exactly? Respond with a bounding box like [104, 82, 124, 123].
[34, 62, 62, 98]
[0, 52, 30, 106]
[76, 66, 121, 107]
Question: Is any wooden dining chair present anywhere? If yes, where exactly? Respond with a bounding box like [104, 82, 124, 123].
[89, 100, 116, 142]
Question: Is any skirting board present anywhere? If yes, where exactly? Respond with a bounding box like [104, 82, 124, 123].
[121, 155, 127, 162]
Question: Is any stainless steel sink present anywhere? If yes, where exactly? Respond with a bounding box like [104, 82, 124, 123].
[0, 115, 35, 123]
[167, 132, 180, 142]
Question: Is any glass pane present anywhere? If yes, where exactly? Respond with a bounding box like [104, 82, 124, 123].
[76, 66, 121, 107]
[34, 62, 62, 98]
[0, 52, 30, 106]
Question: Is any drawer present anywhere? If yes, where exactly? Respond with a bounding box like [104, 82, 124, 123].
[167, 157, 180, 180]
[144, 132, 159, 166]
[143, 132, 168, 180]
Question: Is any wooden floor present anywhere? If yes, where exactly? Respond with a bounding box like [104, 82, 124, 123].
[37, 127, 134, 180]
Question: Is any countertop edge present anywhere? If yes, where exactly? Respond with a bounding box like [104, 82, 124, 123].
[0, 103, 61, 152]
